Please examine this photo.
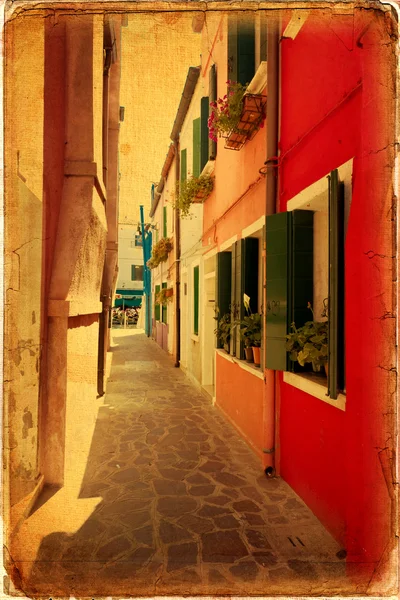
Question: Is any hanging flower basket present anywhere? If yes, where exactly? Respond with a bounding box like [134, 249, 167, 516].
[175, 174, 214, 217]
[165, 287, 174, 298]
[225, 94, 267, 151]
[147, 237, 173, 269]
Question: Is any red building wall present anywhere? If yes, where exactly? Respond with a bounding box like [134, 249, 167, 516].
[278, 9, 396, 574]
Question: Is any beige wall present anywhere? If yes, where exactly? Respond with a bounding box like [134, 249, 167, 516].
[4, 15, 45, 509]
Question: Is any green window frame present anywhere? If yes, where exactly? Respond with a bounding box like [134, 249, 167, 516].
[162, 282, 167, 325]
[200, 97, 209, 172]
[265, 170, 345, 399]
[215, 251, 232, 348]
[155, 285, 161, 321]
[193, 265, 199, 335]
[231, 238, 259, 359]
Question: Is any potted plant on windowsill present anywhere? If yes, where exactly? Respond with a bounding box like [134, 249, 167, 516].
[286, 302, 328, 374]
[175, 174, 214, 218]
[214, 305, 238, 353]
[240, 295, 262, 367]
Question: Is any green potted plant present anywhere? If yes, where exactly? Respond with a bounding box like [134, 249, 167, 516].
[286, 302, 328, 374]
[239, 295, 262, 366]
[175, 174, 214, 218]
[214, 304, 238, 353]
[147, 237, 173, 269]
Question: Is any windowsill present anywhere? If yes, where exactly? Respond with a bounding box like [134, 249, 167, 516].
[191, 334, 199, 342]
[216, 348, 264, 380]
[283, 371, 346, 411]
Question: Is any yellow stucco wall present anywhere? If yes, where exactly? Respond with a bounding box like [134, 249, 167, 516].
[119, 13, 201, 224]
[4, 14, 44, 507]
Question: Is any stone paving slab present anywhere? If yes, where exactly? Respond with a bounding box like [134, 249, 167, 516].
[12, 331, 370, 597]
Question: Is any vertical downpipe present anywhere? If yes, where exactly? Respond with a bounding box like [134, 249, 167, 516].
[263, 16, 280, 477]
[174, 141, 181, 367]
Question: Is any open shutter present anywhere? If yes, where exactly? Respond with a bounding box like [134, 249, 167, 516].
[328, 170, 345, 398]
[265, 211, 313, 371]
[162, 282, 167, 324]
[181, 149, 187, 182]
[266, 213, 291, 370]
[237, 20, 255, 86]
[208, 65, 217, 160]
[192, 119, 201, 178]
[200, 97, 209, 172]
[233, 240, 244, 359]
[163, 206, 167, 238]
[155, 284, 161, 322]
[193, 266, 199, 335]
[216, 251, 232, 348]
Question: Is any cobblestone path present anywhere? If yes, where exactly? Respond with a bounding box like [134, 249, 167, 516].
[15, 330, 355, 597]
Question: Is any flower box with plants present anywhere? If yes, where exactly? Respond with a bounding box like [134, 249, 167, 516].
[147, 237, 173, 270]
[155, 287, 173, 305]
[175, 174, 214, 218]
[285, 302, 328, 375]
[240, 295, 262, 367]
[208, 81, 267, 151]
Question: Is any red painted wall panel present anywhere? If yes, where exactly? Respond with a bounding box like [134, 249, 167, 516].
[216, 353, 264, 460]
[278, 10, 395, 568]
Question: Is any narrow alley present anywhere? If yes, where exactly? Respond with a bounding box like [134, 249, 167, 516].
[11, 329, 352, 597]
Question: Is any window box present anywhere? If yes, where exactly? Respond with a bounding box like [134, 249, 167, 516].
[225, 94, 267, 151]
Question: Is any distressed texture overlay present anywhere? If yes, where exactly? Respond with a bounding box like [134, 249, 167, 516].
[2, 1, 399, 598]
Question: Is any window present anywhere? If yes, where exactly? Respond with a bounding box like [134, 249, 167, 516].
[265, 168, 346, 400]
[215, 237, 260, 360]
[131, 234, 143, 248]
[193, 265, 199, 335]
[193, 118, 201, 177]
[155, 284, 161, 321]
[162, 282, 167, 324]
[131, 265, 144, 281]
[227, 14, 267, 87]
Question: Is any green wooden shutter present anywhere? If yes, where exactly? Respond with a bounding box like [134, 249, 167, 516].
[162, 282, 167, 324]
[237, 19, 255, 86]
[216, 251, 232, 348]
[193, 265, 199, 335]
[181, 149, 187, 182]
[266, 213, 290, 370]
[200, 97, 209, 172]
[227, 15, 238, 83]
[155, 284, 161, 321]
[192, 119, 201, 178]
[208, 64, 217, 160]
[163, 206, 167, 238]
[328, 170, 345, 398]
[232, 240, 244, 359]
[265, 211, 313, 371]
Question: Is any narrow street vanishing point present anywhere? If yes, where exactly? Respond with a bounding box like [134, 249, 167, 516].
[12, 330, 350, 597]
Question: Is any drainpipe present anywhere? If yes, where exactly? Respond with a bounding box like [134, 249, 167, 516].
[263, 17, 280, 477]
[173, 141, 181, 367]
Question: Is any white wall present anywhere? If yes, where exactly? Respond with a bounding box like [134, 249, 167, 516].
[117, 225, 144, 289]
